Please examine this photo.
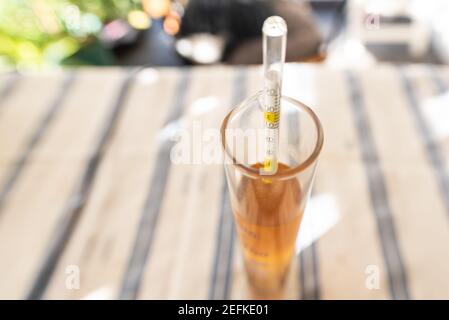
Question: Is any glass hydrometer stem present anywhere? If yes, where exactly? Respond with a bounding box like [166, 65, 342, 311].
[262, 16, 287, 175]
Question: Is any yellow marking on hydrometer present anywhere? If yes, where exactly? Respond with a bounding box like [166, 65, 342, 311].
[262, 158, 274, 184]
[264, 111, 280, 124]
[263, 158, 274, 171]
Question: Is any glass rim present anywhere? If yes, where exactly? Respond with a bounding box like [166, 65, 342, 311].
[220, 92, 324, 180]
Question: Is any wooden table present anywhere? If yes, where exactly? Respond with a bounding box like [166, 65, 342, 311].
[0, 64, 448, 299]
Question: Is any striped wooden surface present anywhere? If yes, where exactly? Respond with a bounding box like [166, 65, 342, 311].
[0, 64, 448, 299]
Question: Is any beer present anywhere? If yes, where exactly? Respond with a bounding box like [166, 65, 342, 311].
[233, 163, 303, 297]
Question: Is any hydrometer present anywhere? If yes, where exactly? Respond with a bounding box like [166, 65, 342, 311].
[262, 16, 287, 175]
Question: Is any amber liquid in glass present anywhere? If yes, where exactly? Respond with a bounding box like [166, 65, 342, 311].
[234, 163, 303, 298]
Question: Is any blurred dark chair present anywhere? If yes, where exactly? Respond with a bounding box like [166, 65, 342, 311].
[178, 0, 323, 64]
[225, 0, 323, 64]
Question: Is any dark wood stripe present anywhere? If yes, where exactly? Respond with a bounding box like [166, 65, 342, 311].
[209, 68, 247, 300]
[297, 190, 320, 299]
[428, 66, 448, 94]
[299, 247, 306, 298]
[299, 238, 320, 299]
[209, 178, 234, 299]
[289, 100, 321, 300]
[310, 239, 320, 299]
[0, 73, 75, 211]
[410, 66, 449, 218]
[27, 69, 135, 299]
[0, 72, 19, 109]
[223, 215, 236, 299]
[346, 71, 410, 300]
[119, 69, 191, 300]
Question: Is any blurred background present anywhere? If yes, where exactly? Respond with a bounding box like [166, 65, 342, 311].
[1, 0, 449, 301]
[1, 0, 449, 69]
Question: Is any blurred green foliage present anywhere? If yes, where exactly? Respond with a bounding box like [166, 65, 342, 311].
[0, 0, 141, 68]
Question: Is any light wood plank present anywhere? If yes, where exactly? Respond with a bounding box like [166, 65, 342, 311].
[139, 67, 234, 299]
[0, 73, 62, 174]
[0, 69, 126, 299]
[359, 65, 449, 299]
[44, 68, 179, 299]
[311, 68, 389, 299]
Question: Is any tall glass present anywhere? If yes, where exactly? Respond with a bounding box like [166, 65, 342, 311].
[221, 91, 323, 298]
